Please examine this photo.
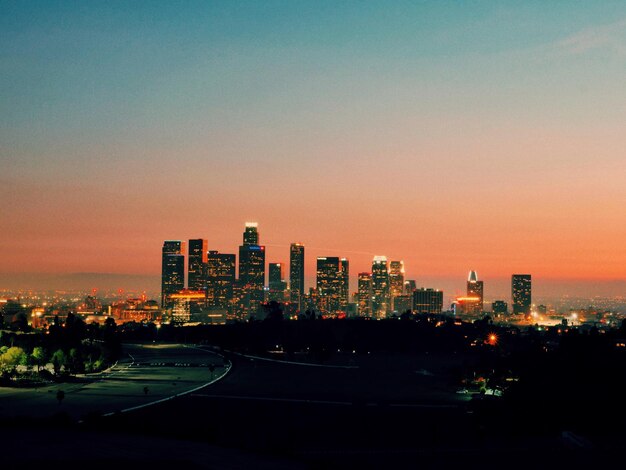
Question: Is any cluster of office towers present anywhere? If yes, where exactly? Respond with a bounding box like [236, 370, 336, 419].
[161, 223, 441, 320]
[162, 223, 304, 319]
[456, 271, 532, 316]
[161, 223, 532, 320]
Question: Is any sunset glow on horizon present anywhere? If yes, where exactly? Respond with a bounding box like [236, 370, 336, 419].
[3, 2, 626, 296]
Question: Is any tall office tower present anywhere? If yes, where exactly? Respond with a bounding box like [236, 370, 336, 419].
[393, 294, 413, 315]
[161, 240, 186, 308]
[238, 223, 265, 316]
[512, 274, 532, 315]
[243, 222, 259, 245]
[339, 258, 350, 308]
[268, 262, 287, 302]
[466, 270, 484, 314]
[206, 251, 236, 310]
[413, 288, 444, 315]
[357, 272, 373, 317]
[188, 239, 208, 294]
[371, 256, 390, 318]
[289, 243, 305, 310]
[389, 260, 405, 311]
[404, 279, 417, 295]
[492, 300, 508, 315]
[316, 257, 345, 314]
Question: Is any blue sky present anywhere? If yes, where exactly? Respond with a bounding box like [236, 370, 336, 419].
[2, 1, 626, 291]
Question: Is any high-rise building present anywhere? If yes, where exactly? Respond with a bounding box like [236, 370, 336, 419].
[188, 239, 208, 296]
[389, 260, 405, 311]
[268, 262, 287, 302]
[466, 270, 484, 314]
[389, 261, 404, 296]
[393, 294, 412, 315]
[239, 245, 266, 316]
[206, 251, 236, 311]
[316, 257, 346, 315]
[243, 222, 259, 245]
[357, 272, 372, 317]
[413, 288, 443, 315]
[339, 258, 349, 308]
[238, 223, 265, 316]
[371, 256, 390, 318]
[512, 274, 532, 314]
[492, 300, 508, 315]
[404, 279, 417, 295]
[161, 240, 185, 308]
[289, 243, 305, 310]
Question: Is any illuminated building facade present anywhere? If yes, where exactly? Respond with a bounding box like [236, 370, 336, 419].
[357, 272, 372, 317]
[389, 260, 405, 311]
[492, 300, 508, 315]
[161, 240, 185, 308]
[339, 258, 349, 309]
[268, 262, 287, 302]
[243, 222, 259, 245]
[289, 243, 305, 310]
[110, 298, 160, 323]
[393, 294, 412, 315]
[371, 256, 390, 318]
[413, 288, 443, 315]
[206, 251, 236, 311]
[466, 270, 484, 314]
[404, 279, 417, 295]
[453, 296, 482, 316]
[188, 239, 208, 304]
[169, 290, 205, 323]
[316, 257, 347, 315]
[238, 223, 266, 317]
[512, 274, 532, 314]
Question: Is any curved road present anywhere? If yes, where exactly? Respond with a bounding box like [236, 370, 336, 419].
[0, 343, 229, 421]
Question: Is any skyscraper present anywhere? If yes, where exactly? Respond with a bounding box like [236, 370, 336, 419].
[466, 270, 484, 314]
[188, 239, 208, 295]
[289, 243, 305, 310]
[492, 300, 508, 315]
[243, 222, 259, 245]
[371, 256, 390, 318]
[389, 260, 405, 311]
[404, 279, 417, 295]
[206, 251, 236, 311]
[339, 258, 349, 308]
[512, 274, 532, 315]
[161, 240, 186, 308]
[268, 262, 286, 302]
[238, 223, 265, 316]
[393, 294, 412, 315]
[316, 257, 346, 315]
[357, 272, 373, 317]
[413, 288, 443, 315]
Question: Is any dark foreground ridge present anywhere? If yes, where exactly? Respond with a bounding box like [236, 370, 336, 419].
[2, 318, 626, 468]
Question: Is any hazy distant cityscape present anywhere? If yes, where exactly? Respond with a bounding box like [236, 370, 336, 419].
[2, 222, 625, 333]
[3, 1, 626, 466]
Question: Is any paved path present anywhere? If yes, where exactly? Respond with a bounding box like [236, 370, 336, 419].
[0, 343, 229, 421]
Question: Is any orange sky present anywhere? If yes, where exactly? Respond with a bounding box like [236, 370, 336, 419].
[3, 3, 626, 297]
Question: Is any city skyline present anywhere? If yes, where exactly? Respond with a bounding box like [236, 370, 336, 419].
[4, 225, 626, 304]
[3, 2, 626, 296]
[3, 3, 626, 465]
[156, 224, 542, 320]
